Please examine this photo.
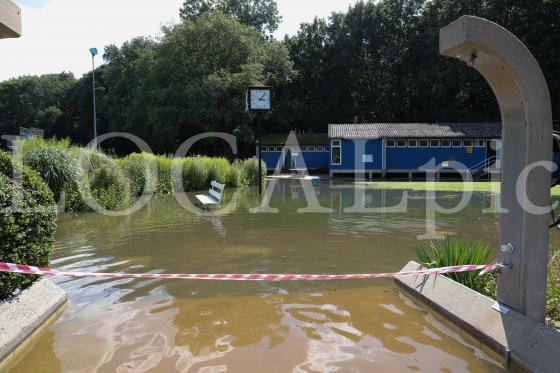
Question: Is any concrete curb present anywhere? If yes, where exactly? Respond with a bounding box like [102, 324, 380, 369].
[0, 279, 67, 362]
[394, 261, 560, 373]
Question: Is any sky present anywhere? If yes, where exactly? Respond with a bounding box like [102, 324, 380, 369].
[0, 0, 356, 81]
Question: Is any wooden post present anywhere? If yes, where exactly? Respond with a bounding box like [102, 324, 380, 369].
[440, 16, 552, 322]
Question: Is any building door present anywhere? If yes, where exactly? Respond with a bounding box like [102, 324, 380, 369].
[284, 149, 292, 169]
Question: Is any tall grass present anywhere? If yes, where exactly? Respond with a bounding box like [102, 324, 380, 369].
[16, 140, 264, 212]
[181, 157, 208, 191]
[240, 157, 267, 187]
[19, 138, 81, 201]
[118, 153, 158, 196]
[415, 236, 495, 296]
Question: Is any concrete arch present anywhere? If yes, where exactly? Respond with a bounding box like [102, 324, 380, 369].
[440, 16, 552, 322]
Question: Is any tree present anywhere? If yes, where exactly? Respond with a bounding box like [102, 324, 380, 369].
[0, 73, 76, 138]
[179, 0, 281, 36]
[146, 12, 293, 153]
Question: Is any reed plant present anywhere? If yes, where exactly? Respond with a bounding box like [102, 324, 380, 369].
[16, 139, 264, 211]
[415, 236, 495, 296]
[119, 153, 158, 196]
[181, 157, 209, 192]
[19, 138, 81, 201]
[240, 157, 266, 187]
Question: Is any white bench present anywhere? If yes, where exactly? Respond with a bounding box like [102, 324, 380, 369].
[196, 181, 225, 207]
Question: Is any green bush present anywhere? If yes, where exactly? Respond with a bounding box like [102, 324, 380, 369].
[65, 148, 132, 212]
[547, 250, 560, 329]
[19, 138, 81, 201]
[119, 153, 158, 196]
[0, 151, 57, 300]
[415, 236, 495, 297]
[240, 157, 267, 187]
[155, 155, 173, 194]
[226, 160, 242, 187]
[181, 157, 208, 192]
[89, 165, 131, 210]
[202, 157, 231, 185]
[14, 139, 256, 209]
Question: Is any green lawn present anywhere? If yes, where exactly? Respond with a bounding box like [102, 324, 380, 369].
[359, 181, 560, 196]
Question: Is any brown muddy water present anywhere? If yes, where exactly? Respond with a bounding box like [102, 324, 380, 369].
[7, 181, 559, 372]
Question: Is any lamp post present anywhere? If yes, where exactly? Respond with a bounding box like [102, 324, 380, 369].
[89, 47, 98, 148]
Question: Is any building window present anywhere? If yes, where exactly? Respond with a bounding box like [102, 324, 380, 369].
[260, 146, 267, 152]
[408, 139, 418, 148]
[475, 139, 485, 147]
[386, 139, 395, 147]
[276, 146, 283, 152]
[452, 139, 462, 147]
[307, 145, 315, 152]
[463, 139, 473, 147]
[430, 139, 440, 147]
[268, 146, 276, 152]
[441, 139, 451, 147]
[419, 139, 429, 147]
[396, 139, 407, 148]
[331, 140, 341, 165]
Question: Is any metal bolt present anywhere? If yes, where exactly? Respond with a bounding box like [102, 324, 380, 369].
[500, 260, 513, 270]
[500, 243, 514, 254]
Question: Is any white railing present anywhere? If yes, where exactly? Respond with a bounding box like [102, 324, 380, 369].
[467, 156, 497, 178]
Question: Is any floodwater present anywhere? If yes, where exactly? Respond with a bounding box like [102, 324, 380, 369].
[8, 180, 553, 372]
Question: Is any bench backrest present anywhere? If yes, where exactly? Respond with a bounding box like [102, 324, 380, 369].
[209, 180, 225, 202]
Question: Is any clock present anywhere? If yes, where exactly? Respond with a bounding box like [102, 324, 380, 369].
[247, 87, 272, 111]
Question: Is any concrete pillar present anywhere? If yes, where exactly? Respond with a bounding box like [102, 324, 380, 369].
[440, 16, 552, 322]
[0, 0, 21, 39]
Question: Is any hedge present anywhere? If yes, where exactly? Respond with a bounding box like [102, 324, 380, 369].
[0, 151, 57, 300]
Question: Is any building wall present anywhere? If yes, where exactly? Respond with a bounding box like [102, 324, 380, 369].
[330, 138, 492, 172]
[386, 145, 487, 170]
[0, 0, 21, 39]
[329, 139, 383, 171]
[260, 146, 330, 170]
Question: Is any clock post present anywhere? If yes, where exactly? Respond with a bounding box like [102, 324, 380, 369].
[246, 86, 272, 195]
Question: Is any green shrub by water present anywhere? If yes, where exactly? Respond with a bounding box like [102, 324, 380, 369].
[415, 236, 495, 296]
[20, 138, 81, 202]
[0, 151, 57, 300]
[240, 158, 267, 187]
[15, 140, 263, 212]
[119, 153, 158, 196]
[180, 157, 208, 192]
[155, 155, 173, 194]
[89, 165, 131, 210]
[65, 146, 131, 211]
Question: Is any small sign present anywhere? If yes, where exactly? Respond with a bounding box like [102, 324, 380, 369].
[362, 154, 373, 163]
[466, 146, 473, 154]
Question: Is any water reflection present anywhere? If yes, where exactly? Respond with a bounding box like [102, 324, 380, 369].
[7, 180, 546, 372]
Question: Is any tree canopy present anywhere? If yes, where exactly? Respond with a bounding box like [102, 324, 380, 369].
[180, 0, 282, 37]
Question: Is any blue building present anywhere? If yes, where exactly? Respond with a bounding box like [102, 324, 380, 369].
[259, 123, 502, 179]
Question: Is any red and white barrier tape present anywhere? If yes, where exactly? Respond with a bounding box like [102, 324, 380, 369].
[0, 262, 499, 282]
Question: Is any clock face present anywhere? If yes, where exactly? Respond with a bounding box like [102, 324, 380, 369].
[249, 89, 271, 111]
